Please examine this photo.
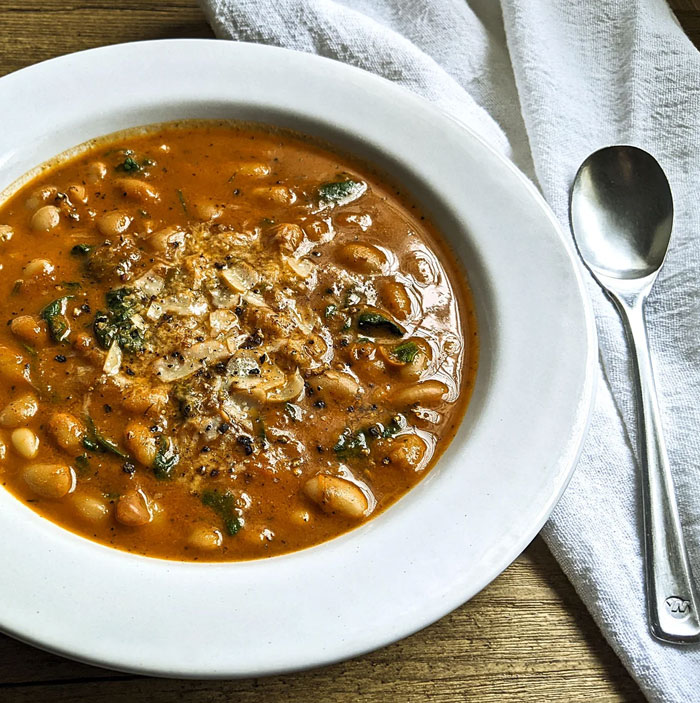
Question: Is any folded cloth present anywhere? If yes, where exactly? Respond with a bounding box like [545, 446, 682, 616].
[200, 1, 700, 699]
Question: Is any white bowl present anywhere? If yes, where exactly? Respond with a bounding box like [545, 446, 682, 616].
[0, 39, 596, 677]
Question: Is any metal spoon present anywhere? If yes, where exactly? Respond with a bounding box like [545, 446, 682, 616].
[570, 145, 700, 643]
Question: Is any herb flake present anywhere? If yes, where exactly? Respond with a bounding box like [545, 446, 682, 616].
[201, 490, 242, 536]
[82, 415, 129, 459]
[318, 179, 366, 207]
[40, 296, 73, 343]
[153, 437, 179, 480]
[356, 311, 405, 338]
[392, 341, 419, 364]
[117, 156, 140, 172]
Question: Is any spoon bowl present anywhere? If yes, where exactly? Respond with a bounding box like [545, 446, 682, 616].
[571, 146, 673, 281]
[571, 145, 700, 644]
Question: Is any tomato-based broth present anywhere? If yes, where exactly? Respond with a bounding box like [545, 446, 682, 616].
[0, 122, 477, 561]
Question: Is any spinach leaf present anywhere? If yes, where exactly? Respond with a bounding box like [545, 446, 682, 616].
[173, 383, 203, 419]
[74, 454, 90, 475]
[21, 342, 38, 358]
[60, 281, 82, 292]
[93, 311, 116, 349]
[324, 304, 337, 318]
[318, 179, 366, 207]
[382, 414, 406, 438]
[255, 417, 267, 447]
[117, 156, 140, 172]
[71, 244, 94, 256]
[106, 287, 141, 318]
[116, 322, 145, 352]
[82, 415, 129, 459]
[40, 296, 73, 343]
[334, 428, 370, 458]
[153, 437, 179, 480]
[93, 287, 146, 352]
[94, 311, 145, 352]
[176, 188, 188, 215]
[201, 490, 242, 536]
[356, 311, 405, 338]
[335, 414, 407, 460]
[81, 437, 100, 452]
[392, 341, 419, 364]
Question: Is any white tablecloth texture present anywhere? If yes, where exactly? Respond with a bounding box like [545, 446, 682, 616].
[200, 1, 700, 699]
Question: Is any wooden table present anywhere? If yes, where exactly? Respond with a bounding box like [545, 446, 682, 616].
[0, 2, 697, 701]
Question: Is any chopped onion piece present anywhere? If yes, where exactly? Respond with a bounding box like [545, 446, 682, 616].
[209, 309, 239, 336]
[227, 350, 262, 390]
[161, 292, 208, 317]
[242, 291, 267, 308]
[259, 364, 286, 392]
[220, 260, 259, 293]
[103, 340, 122, 376]
[277, 297, 315, 335]
[154, 340, 229, 382]
[266, 369, 305, 402]
[220, 396, 254, 431]
[284, 256, 314, 278]
[130, 313, 147, 332]
[227, 351, 287, 394]
[133, 269, 165, 297]
[146, 301, 163, 321]
[211, 289, 239, 309]
[225, 334, 248, 354]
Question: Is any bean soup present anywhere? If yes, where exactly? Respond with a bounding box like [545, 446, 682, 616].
[0, 122, 477, 560]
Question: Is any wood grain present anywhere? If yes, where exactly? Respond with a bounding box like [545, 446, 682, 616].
[0, 0, 696, 700]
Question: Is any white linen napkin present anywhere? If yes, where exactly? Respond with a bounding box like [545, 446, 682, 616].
[199, 1, 700, 699]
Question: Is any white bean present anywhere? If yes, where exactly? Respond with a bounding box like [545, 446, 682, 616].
[236, 162, 271, 178]
[11, 428, 39, 458]
[187, 525, 223, 550]
[193, 201, 223, 221]
[315, 370, 361, 401]
[22, 463, 74, 499]
[390, 380, 448, 407]
[146, 225, 185, 252]
[47, 412, 85, 453]
[30, 205, 61, 232]
[116, 489, 152, 526]
[303, 474, 368, 519]
[25, 186, 57, 211]
[114, 178, 160, 201]
[23, 258, 54, 277]
[86, 161, 107, 184]
[0, 393, 38, 428]
[251, 185, 296, 204]
[0, 346, 28, 384]
[379, 280, 412, 320]
[0, 224, 14, 243]
[386, 434, 427, 470]
[97, 211, 132, 237]
[72, 494, 110, 522]
[269, 223, 304, 254]
[336, 243, 386, 274]
[124, 420, 157, 467]
[9, 315, 50, 348]
[67, 184, 87, 203]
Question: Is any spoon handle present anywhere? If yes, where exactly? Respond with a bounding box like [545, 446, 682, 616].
[618, 294, 700, 643]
